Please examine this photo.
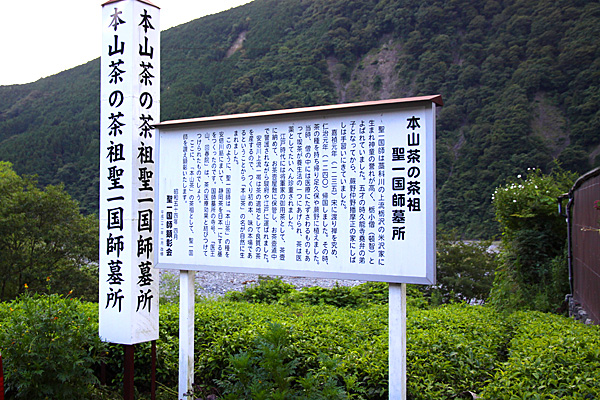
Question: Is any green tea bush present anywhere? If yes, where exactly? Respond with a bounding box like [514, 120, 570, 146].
[178, 301, 516, 399]
[280, 284, 365, 308]
[281, 282, 429, 309]
[280, 283, 372, 308]
[0, 292, 107, 399]
[407, 304, 510, 399]
[481, 311, 600, 399]
[188, 300, 389, 399]
[216, 322, 349, 399]
[2, 289, 599, 399]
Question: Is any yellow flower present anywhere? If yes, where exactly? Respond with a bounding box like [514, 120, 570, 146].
[24, 283, 28, 289]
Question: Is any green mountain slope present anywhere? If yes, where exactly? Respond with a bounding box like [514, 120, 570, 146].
[1, 0, 598, 237]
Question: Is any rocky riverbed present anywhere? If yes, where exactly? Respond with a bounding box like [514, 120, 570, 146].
[159, 270, 364, 302]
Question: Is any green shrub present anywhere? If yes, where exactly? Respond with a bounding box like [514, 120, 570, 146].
[490, 168, 577, 312]
[2, 290, 599, 399]
[481, 312, 600, 399]
[223, 276, 295, 304]
[407, 304, 510, 399]
[282, 282, 429, 309]
[216, 322, 349, 399]
[423, 231, 498, 304]
[188, 300, 389, 399]
[225, 279, 429, 309]
[280, 284, 364, 308]
[185, 301, 516, 399]
[0, 292, 107, 399]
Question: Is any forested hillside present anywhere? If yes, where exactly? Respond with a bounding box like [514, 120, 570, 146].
[1, 0, 598, 237]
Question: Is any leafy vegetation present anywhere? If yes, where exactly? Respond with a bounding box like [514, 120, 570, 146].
[0, 162, 99, 302]
[0, 0, 597, 395]
[223, 276, 296, 304]
[407, 304, 510, 399]
[224, 277, 427, 309]
[215, 322, 352, 399]
[489, 168, 578, 312]
[481, 311, 600, 399]
[1, 0, 599, 235]
[0, 291, 106, 399]
[1, 290, 599, 399]
[422, 231, 497, 304]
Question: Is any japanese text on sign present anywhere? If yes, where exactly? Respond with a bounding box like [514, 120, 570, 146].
[100, 0, 160, 345]
[156, 99, 438, 284]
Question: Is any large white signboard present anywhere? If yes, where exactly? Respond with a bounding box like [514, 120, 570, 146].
[155, 97, 439, 284]
[99, 0, 160, 344]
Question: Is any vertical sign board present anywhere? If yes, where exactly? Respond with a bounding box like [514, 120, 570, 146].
[155, 96, 440, 284]
[100, 0, 160, 344]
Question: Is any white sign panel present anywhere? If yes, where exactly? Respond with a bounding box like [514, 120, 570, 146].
[99, 0, 160, 344]
[156, 97, 438, 284]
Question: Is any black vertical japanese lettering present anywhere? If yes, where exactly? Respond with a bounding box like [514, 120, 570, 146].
[108, 35, 125, 56]
[109, 8, 126, 31]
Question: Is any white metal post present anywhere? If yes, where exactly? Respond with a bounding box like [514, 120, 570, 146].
[389, 283, 407, 399]
[179, 270, 195, 399]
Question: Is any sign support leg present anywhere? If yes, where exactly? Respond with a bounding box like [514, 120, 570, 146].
[124, 344, 135, 400]
[0, 351, 5, 400]
[389, 283, 407, 400]
[179, 270, 195, 399]
[151, 340, 157, 400]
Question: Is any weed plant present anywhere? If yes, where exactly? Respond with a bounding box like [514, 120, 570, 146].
[0, 291, 106, 399]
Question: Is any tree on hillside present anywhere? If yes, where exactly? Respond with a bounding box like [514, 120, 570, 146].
[0, 162, 98, 301]
[1, 0, 599, 238]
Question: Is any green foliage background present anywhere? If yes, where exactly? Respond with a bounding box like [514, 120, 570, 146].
[0, 293, 106, 399]
[489, 168, 578, 312]
[0, 162, 99, 302]
[422, 232, 497, 304]
[1, 288, 599, 399]
[0, 0, 599, 236]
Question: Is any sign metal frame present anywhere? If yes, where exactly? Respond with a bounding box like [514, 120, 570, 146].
[154, 96, 441, 285]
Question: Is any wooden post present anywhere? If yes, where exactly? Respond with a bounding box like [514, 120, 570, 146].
[124, 344, 135, 400]
[100, 361, 107, 386]
[389, 283, 407, 399]
[0, 351, 5, 400]
[151, 340, 157, 400]
[179, 270, 195, 399]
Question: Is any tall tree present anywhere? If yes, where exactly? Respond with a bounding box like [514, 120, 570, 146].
[0, 162, 98, 301]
